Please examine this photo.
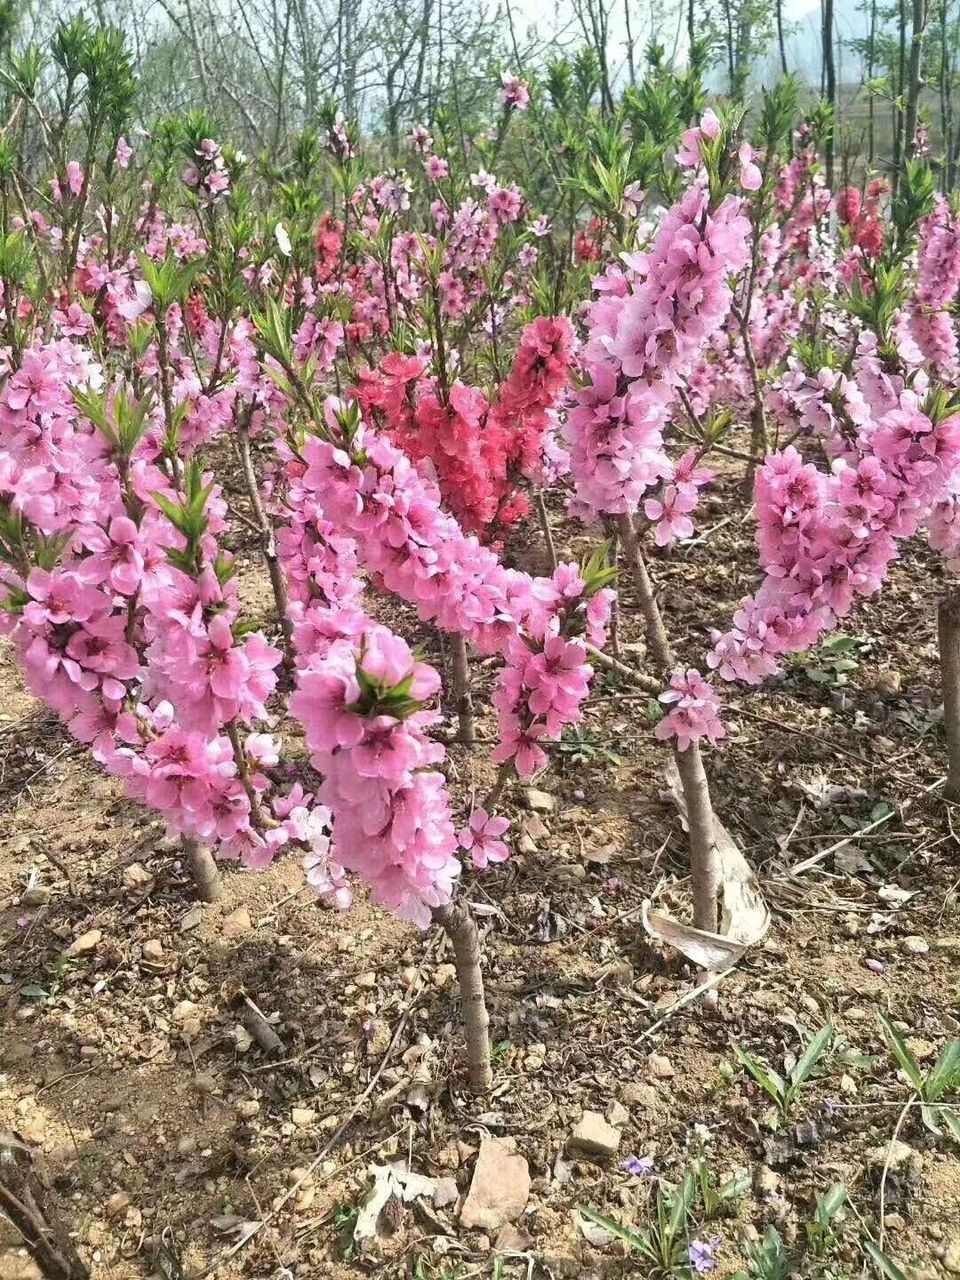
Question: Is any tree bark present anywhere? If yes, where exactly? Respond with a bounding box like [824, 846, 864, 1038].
[903, 0, 929, 160]
[823, 0, 836, 188]
[0, 1134, 89, 1280]
[450, 633, 475, 745]
[184, 836, 222, 903]
[236, 414, 294, 665]
[776, 0, 788, 75]
[433, 902, 492, 1091]
[939, 591, 960, 799]
[617, 514, 720, 933]
[535, 492, 558, 572]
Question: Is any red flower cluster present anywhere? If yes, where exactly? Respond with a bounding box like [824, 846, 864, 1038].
[354, 316, 575, 536]
[838, 181, 886, 258]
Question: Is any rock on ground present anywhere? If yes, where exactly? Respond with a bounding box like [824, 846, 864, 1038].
[459, 1136, 530, 1232]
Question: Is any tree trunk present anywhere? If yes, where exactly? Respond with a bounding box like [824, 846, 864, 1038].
[236, 415, 294, 665]
[868, 0, 877, 166]
[617, 515, 720, 933]
[184, 836, 222, 903]
[535, 492, 558, 572]
[939, 592, 960, 799]
[0, 1133, 89, 1280]
[894, 0, 908, 191]
[823, 0, 836, 188]
[776, 0, 788, 75]
[450, 633, 475, 745]
[433, 902, 492, 1091]
[904, 0, 929, 160]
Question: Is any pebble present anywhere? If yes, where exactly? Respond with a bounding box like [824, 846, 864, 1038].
[222, 906, 252, 940]
[104, 1192, 130, 1219]
[754, 1165, 779, 1195]
[934, 936, 960, 956]
[236, 1099, 260, 1119]
[902, 935, 929, 955]
[291, 1108, 316, 1127]
[356, 971, 377, 989]
[883, 1213, 906, 1230]
[866, 1139, 914, 1171]
[172, 1000, 199, 1022]
[567, 1110, 622, 1162]
[433, 1176, 459, 1208]
[621, 1083, 661, 1111]
[142, 939, 163, 961]
[606, 1100, 630, 1128]
[21, 886, 51, 907]
[524, 789, 556, 813]
[67, 929, 102, 957]
[460, 1136, 530, 1231]
[648, 1054, 675, 1080]
[122, 863, 154, 892]
[944, 1235, 960, 1275]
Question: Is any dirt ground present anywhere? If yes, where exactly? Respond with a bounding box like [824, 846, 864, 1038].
[3, 469, 960, 1279]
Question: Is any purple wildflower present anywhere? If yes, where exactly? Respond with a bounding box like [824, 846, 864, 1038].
[620, 1155, 656, 1177]
[689, 1236, 723, 1274]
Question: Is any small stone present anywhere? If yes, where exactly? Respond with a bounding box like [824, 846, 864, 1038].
[606, 1100, 630, 1128]
[754, 1166, 778, 1196]
[622, 1083, 660, 1112]
[874, 670, 902, 695]
[172, 1000, 199, 1022]
[180, 1018, 202, 1042]
[867, 1140, 914, 1171]
[193, 1074, 217, 1095]
[101, 1093, 125, 1113]
[79, 1045, 98, 1061]
[433, 963, 457, 989]
[67, 929, 102, 957]
[236, 1099, 260, 1119]
[176, 1135, 196, 1155]
[902, 935, 929, 955]
[494, 1223, 531, 1253]
[142, 939, 163, 961]
[222, 906, 252, 940]
[180, 905, 203, 931]
[294, 1183, 316, 1211]
[839, 1073, 857, 1097]
[460, 1137, 530, 1232]
[567, 1110, 621, 1162]
[122, 863, 154, 892]
[648, 1054, 674, 1080]
[356, 971, 377, 989]
[523, 814, 550, 840]
[433, 1176, 459, 1208]
[517, 834, 537, 855]
[935, 936, 960, 956]
[944, 1236, 960, 1275]
[291, 1108, 316, 1128]
[524, 789, 556, 813]
[365, 1020, 391, 1057]
[21, 887, 50, 907]
[105, 1192, 130, 1219]
[883, 1213, 906, 1230]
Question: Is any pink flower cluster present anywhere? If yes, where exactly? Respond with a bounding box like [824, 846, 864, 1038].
[567, 180, 749, 521]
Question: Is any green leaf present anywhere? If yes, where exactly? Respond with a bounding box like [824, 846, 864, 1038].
[788, 1023, 834, 1094]
[940, 1106, 960, 1145]
[815, 1182, 847, 1226]
[578, 1205, 645, 1252]
[880, 1014, 926, 1094]
[734, 1045, 787, 1109]
[666, 1170, 696, 1241]
[864, 1241, 910, 1280]
[927, 1039, 960, 1101]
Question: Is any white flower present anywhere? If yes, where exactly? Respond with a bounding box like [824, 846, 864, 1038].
[275, 221, 292, 257]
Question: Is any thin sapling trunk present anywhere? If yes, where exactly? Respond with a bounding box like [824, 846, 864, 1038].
[617, 514, 721, 933]
[450, 633, 475, 745]
[183, 835, 222, 903]
[433, 901, 493, 1091]
[939, 589, 960, 799]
